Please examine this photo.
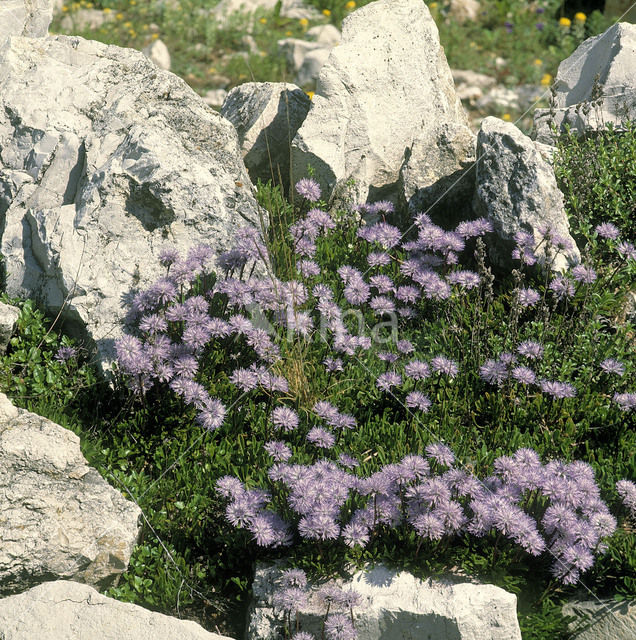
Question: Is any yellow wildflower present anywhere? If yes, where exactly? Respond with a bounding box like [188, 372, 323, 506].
[574, 12, 586, 22]
[322, 9, 331, 17]
[259, 17, 267, 24]
[123, 21, 132, 28]
[299, 17, 309, 28]
[285, 30, 292, 35]
[430, 2, 437, 8]
[151, 32, 160, 40]
[345, 0, 356, 9]
[306, 91, 315, 100]
[86, 2, 93, 7]
[61, 4, 69, 11]
[208, 67, 217, 74]
[502, 113, 512, 121]
[559, 17, 571, 27]
[128, 29, 136, 37]
[116, 12, 124, 20]
[102, 7, 112, 13]
[541, 73, 552, 86]
[534, 58, 542, 66]
[130, 0, 137, 4]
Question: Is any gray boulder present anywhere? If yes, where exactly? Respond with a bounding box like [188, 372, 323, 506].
[0, 301, 20, 354]
[0, 0, 53, 46]
[473, 117, 579, 271]
[0, 34, 264, 368]
[290, 0, 468, 208]
[221, 83, 311, 190]
[562, 598, 636, 640]
[0, 393, 141, 595]
[534, 23, 636, 144]
[248, 563, 522, 640]
[142, 38, 171, 70]
[399, 121, 476, 219]
[0, 580, 233, 639]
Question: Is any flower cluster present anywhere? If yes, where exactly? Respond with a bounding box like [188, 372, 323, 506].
[218, 446, 617, 585]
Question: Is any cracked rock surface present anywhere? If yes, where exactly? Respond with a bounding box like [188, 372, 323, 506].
[0, 580, 233, 639]
[0, 393, 141, 595]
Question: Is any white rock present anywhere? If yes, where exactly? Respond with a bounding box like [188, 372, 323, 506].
[291, 0, 468, 206]
[0, 301, 20, 353]
[142, 38, 171, 70]
[399, 121, 476, 218]
[248, 563, 522, 640]
[0, 393, 141, 594]
[296, 47, 330, 87]
[306, 24, 341, 46]
[473, 116, 579, 271]
[0, 580, 233, 639]
[204, 88, 229, 108]
[59, 8, 113, 32]
[534, 23, 636, 143]
[562, 598, 636, 640]
[277, 37, 326, 75]
[452, 69, 496, 106]
[0, 35, 264, 370]
[0, 0, 53, 46]
[448, 0, 480, 23]
[221, 82, 311, 189]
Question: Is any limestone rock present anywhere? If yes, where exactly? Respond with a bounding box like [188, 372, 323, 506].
[562, 598, 636, 640]
[221, 82, 311, 190]
[296, 47, 331, 88]
[248, 563, 522, 640]
[204, 88, 229, 109]
[306, 24, 341, 47]
[0, 301, 20, 354]
[0, 393, 141, 594]
[452, 69, 497, 107]
[59, 8, 114, 32]
[0, 580, 233, 639]
[0, 0, 53, 46]
[291, 0, 468, 207]
[0, 35, 264, 369]
[473, 117, 579, 271]
[142, 38, 171, 70]
[277, 37, 327, 79]
[399, 121, 476, 219]
[534, 23, 636, 143]
[448, 0, 480, 24]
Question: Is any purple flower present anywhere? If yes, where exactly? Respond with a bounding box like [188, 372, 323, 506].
[517, 287, 541, 307]
[535, 21, 544, 31]
[367, 251, 391, 267]
[614, 392, 636, 411]
[324, 357, 344, 372]
[338, 453, 359, 469]
[281, 568, 308, 589]
[295, 178, 321, 202]
[342, 522, 369, 547]
[396, 286, 420, 303]
[616, 480, 636, 517]
[55, 345, 77, 362]
[504, 21, 513, 33]
[158, 246, 180, 267]
[196, 399, 226, 431]
[216, 475, 244, 499]
[405, 391, 431, 411]
[307, 427, 336, 449]
[376, 371, 402, 392]
[343, 279, 371, 306]
[298, 513, 339, 539]
[273, 587, 308, 614]
[549, 275, 575, 300]
[271, 406, 299, 431]
[595, 223, 620, 240]
[369, 295, 395, 315]
[517, 340, 544, 359]
[412, 512, 445, 540]
[455, 218, 493, 238]
[324, 613, 357, 640]
[396, 339, 414, 354]
[539, 379, 577, 399]
[600, 358, 625, 376]
[571, 265, 597, 284]
[617, 241, 636, 261]
[425, 443, 455, 467]
[404, 360, 430, 380]
[447, 270, 481, 290]
[297, 259, 321, 278]
[264, 440, 292, 462]
[479, 359, 509, 385]
[313, 400, 339, 421]
[431, 356, 459, 378]
[511, 366, 536, 385]
[369, 274, 395, 294]
[378, 352, 399, 363]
